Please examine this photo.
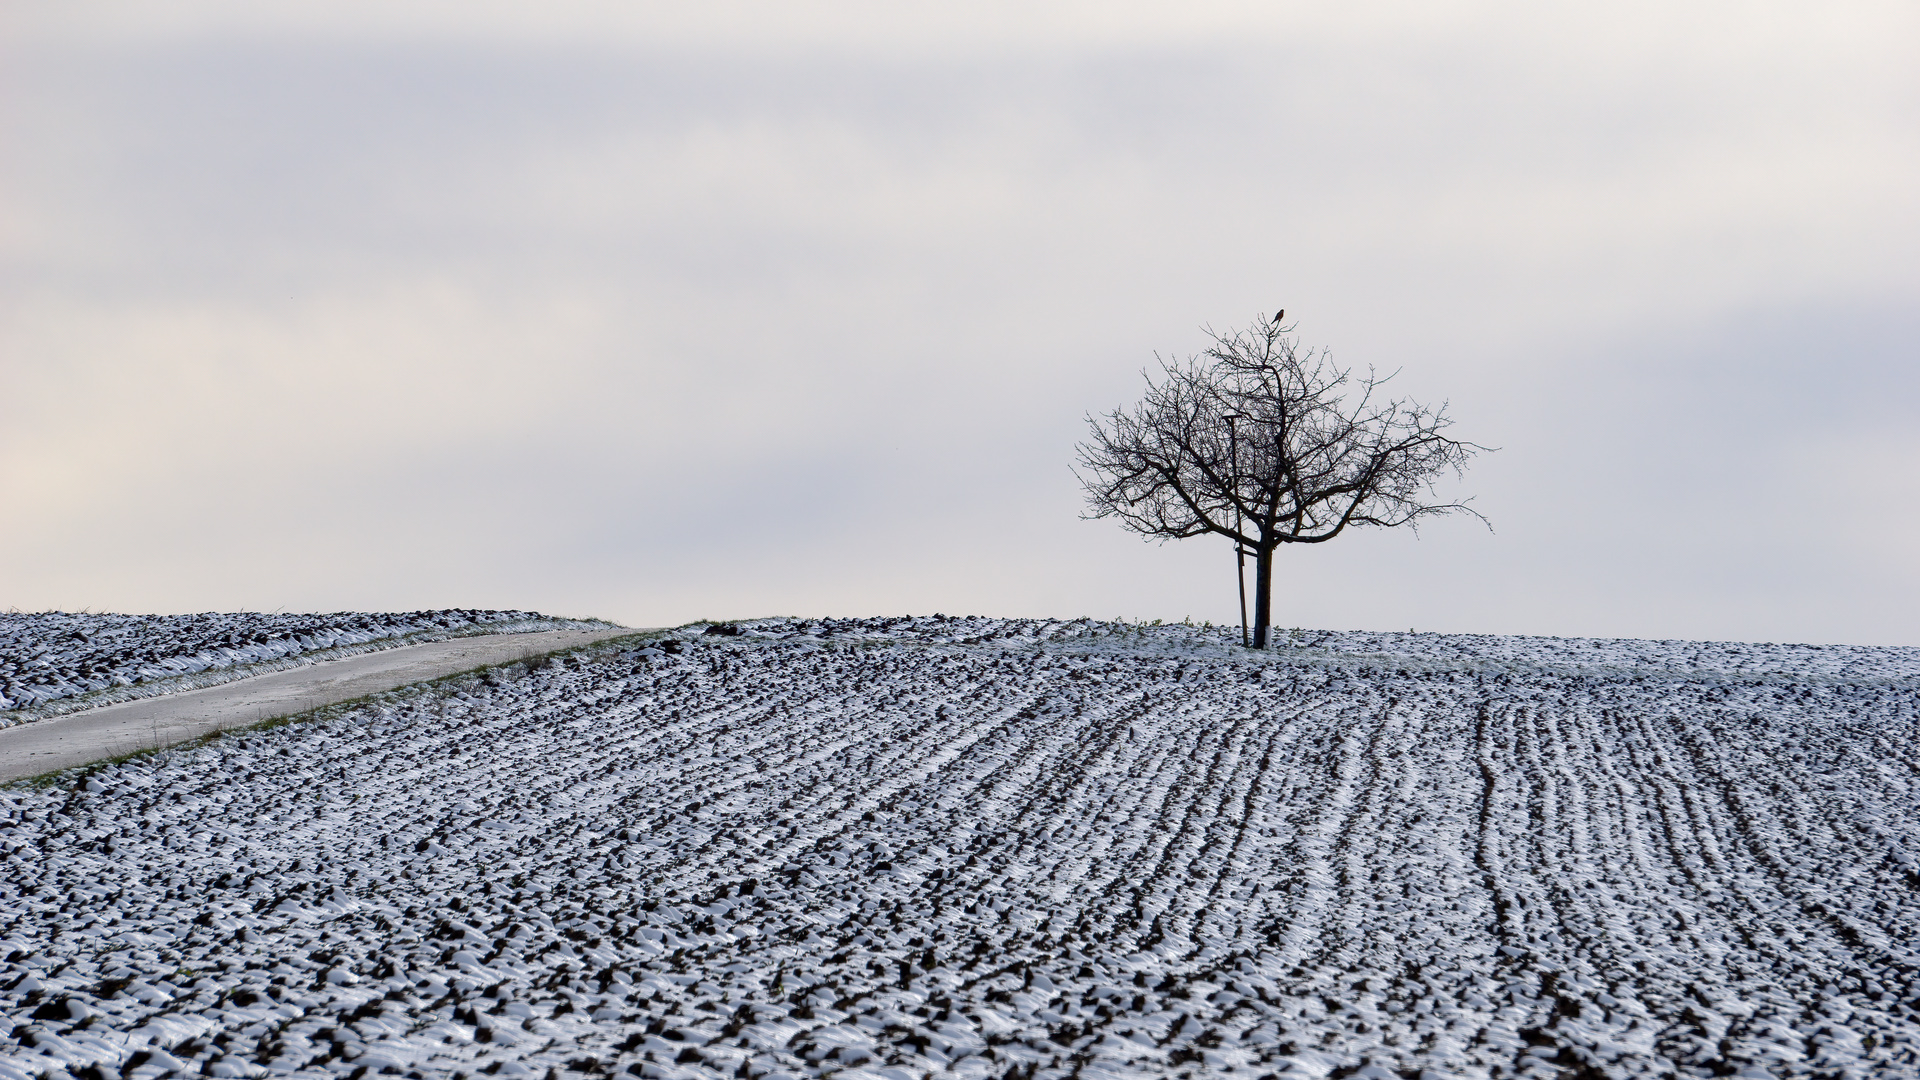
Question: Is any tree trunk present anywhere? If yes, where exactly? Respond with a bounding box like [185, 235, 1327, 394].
[1251, 543, 1274, 648]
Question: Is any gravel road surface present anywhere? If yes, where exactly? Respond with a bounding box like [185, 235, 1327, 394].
[0, 627, 652, 781]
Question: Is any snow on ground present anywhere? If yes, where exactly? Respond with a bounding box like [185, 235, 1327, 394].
[1, 616, 1917, 1080]
[822, 617, 1920, 683]
[0, 611, 613, 723]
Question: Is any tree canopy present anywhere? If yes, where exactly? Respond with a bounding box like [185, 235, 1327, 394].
[1076, 312, 1488, 646]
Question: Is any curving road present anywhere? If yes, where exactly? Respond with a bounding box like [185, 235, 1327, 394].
[0, 626, 652, 782]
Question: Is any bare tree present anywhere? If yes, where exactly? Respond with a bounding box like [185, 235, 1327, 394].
[1076, 312, 1489, 648]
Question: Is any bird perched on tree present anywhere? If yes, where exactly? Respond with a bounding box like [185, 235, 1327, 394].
[1274, 309, 1285, 324]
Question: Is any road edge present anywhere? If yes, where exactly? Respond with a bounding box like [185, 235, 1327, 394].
[5, 627, 671, 789]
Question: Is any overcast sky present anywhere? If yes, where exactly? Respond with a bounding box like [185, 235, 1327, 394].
[4, 2, 1917, 644]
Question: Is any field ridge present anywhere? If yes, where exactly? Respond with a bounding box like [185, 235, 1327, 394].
[0, 616, 1914, 1079]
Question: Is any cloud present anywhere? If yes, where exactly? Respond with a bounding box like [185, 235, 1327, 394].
[2, 3, 1916, 641]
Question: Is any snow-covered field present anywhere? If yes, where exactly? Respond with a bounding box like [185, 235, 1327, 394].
[0, 611, 612, 723]
[1, 616, 1916, 1080]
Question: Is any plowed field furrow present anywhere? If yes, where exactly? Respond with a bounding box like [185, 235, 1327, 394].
[2, 622, 1917, 1080]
